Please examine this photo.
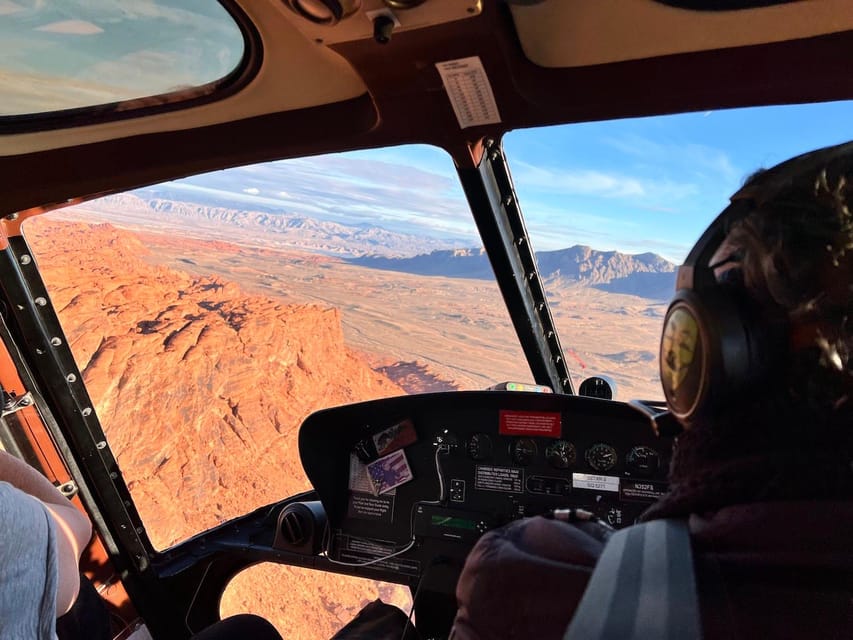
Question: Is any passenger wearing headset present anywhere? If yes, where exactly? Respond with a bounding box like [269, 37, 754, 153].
[451, 141, 853, 639]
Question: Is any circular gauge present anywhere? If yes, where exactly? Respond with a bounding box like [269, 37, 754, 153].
[467, 433, 493, 460]
[577, 376, 616, 400]
[511, 438, 537, 466]
[545, 440, 576, 469]
[626, 445, 661, 476]
[585, 443, 618, 473]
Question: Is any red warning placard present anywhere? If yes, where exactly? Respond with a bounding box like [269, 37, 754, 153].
[499, 410, 561, 437]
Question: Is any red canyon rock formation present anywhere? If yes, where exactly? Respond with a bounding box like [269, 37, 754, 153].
[25, 217, 412, 638]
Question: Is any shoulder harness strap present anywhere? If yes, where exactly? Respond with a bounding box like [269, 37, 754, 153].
[563, 518, 701, 640]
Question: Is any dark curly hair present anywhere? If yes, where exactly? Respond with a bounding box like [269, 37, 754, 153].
[729, 162, 853, 406]
[643, 146, 853, 520]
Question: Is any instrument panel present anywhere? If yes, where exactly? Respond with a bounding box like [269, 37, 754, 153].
[299, 390, 673, 589]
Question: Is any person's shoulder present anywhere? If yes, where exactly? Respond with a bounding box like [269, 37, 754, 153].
[471, 515, 609, 568]
[690, 500, 853, 559]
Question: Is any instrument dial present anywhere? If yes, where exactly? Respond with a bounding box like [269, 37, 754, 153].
[626, 445, 661, 476]
[467, 433, 493, 460]
[585, 443, 617, 473]
[511, 438, 537, 466]
[545, 440, 576, 469]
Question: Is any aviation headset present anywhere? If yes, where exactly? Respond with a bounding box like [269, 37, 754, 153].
[660, 140, 853, 427]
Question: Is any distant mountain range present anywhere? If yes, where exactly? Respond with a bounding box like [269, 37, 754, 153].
[83, 194, 458, 258]
[82, 194, 677, 299]
[351, 246, 677, 300]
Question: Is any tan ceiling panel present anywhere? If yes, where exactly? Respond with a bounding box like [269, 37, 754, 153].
[511, 0, 853, 68]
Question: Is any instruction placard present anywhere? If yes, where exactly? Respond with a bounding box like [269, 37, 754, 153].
[436, 57, 501, 129]
[499, 410, 561, 437]
[620, 480, 667, 503]
[476, 465, 523, 493]
[347, 491, 394, 523]
[334, 534, 420, 577]
[572, 473, 620, 492]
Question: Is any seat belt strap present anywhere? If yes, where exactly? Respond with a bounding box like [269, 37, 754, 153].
[563, 518, 702, 640]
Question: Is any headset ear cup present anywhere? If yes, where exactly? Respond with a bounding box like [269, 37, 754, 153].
[660, 287, 763, 426]
[660, 291, 712, 426]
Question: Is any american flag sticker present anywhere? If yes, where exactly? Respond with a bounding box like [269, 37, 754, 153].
[367, 449, 414, 495]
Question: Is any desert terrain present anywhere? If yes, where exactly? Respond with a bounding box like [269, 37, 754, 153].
[56, 193, 670, 399]
[23, 194, 670, 638]
[24, 218, 413, 638]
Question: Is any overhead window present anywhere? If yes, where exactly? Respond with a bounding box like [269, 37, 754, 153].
[0, 0, 246, 118]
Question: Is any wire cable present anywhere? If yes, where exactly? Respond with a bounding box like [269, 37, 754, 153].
[324, 535, 418, 568]
[419, 444, 449, 505]
[321, 444, 450, 568]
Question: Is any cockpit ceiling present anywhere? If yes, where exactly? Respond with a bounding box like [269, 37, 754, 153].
[510, 0, 853, 68]
[0, 0, 370, 157]
[3, 0, 853, 163]
[0, 0, 484, 157]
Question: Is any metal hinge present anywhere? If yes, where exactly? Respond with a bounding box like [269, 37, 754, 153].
[57, 480, 79, 498]
[2, 391, 33, 417]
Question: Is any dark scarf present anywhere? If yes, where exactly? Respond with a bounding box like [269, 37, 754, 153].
[641, 388, 853, 521]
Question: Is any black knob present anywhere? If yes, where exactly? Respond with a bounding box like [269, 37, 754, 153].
[373, 15, 395, 44]
[280, 509, 308, 545]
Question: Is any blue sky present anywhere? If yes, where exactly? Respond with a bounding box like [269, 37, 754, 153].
[163, 100, 853, 264]
[505, 101, 853, 261]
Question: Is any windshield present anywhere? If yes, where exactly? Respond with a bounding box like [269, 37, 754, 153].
[24, 144, 530, 549]
[504, 100, 853, 401]
[20, 102, 853, 638]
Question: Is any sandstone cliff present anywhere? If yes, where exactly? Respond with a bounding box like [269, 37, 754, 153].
[24, 217, 411, 638]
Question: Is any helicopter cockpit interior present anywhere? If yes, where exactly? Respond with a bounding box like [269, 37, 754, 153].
[1, 1, 853, 638]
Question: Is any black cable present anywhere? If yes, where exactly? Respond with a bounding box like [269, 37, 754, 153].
[399, 570, 425, 640]
[399, 555, 449, 640]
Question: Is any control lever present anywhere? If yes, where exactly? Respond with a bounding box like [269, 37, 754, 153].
[628, 399, 683, 438]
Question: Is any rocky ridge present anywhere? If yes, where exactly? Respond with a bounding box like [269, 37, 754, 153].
[352, 244, 677, 300]
[24, 217, 411, 638]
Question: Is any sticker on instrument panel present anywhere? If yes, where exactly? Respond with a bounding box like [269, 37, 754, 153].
[349, 454, 396, 496]
[572, 473, 620, 492]
[347, 491, 395, 523]
[499, 410, 562, 438]
[367, 449, 413, 495]
[475, 465, 523, 493]
[620, 480, 668, 502]
[333, 533, 420, 576]
[435, 56, 502, 129]
[373, 418, 417, 457]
